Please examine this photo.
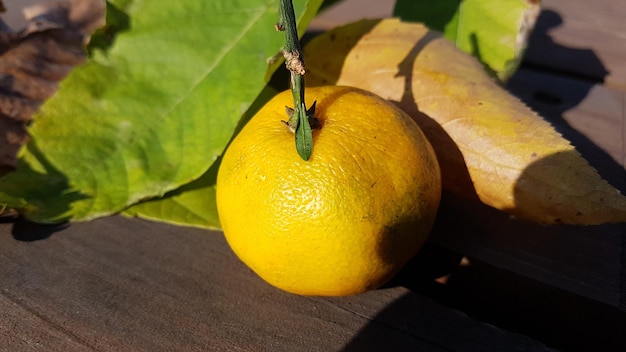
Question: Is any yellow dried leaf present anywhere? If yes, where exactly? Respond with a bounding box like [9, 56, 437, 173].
[304, 18, 626, 224]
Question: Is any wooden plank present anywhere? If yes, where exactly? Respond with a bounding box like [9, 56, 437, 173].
[0, 293, 93, 351]
[391, 244, 626, 352]
[507, 68, 625, 185]
[308, 0, 393, 31]
[431, 193, 624, 308]
[524, 0, 626, 90]
[321, 289, 557, 352]
[0, 216, 556, 351]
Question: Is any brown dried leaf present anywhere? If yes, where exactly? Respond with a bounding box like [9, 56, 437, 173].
[304, 18, 626, 224]
[0, 0, 105, 175]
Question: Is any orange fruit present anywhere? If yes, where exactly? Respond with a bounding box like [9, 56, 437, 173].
[216, 86, 441, 296]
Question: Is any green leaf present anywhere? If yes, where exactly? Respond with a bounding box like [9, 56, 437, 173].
[294, 103, 313, 160]
[123, 0, 323, 229]
[0, 0, 321, 223]
[123, 84, 280, 229]
[394, 0, 540, 81]
[123, 157, 222, 229]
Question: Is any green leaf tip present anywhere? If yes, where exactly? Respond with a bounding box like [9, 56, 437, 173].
[295, 104, 313, 160]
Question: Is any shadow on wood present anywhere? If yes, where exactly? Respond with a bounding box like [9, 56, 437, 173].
[523, 10, 610, 83]
[507, 10, 622, 192]
[11, 216, 68, 241]
[346, 240, 626, 352]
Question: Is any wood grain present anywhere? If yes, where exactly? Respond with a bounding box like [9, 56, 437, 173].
[524, 0, 626, 89]
[0, 216, 554, 351]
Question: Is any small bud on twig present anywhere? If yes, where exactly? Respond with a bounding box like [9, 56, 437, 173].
[283, 50, 306, 75]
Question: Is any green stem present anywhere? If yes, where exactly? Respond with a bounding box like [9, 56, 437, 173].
[278, 0, 314, 161]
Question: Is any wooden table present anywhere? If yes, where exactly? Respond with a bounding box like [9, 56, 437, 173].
[1, 0, 625, 350]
